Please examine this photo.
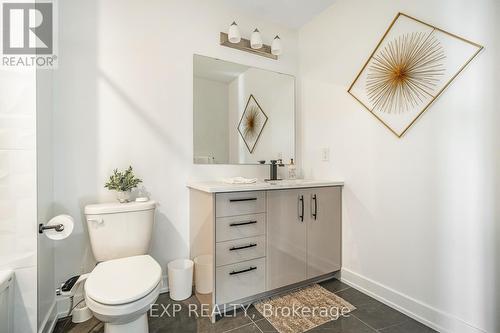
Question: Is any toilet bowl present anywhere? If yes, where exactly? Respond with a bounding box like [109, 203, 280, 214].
[85, 255, 162, 333]
[84, 200, 159, 333]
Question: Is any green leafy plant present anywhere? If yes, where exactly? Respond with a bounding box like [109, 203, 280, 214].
[104, 166, 142, 192]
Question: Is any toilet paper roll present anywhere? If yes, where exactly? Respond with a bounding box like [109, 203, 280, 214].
[44, 214, 74, 240]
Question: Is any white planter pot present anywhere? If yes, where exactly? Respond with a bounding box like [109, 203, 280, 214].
[116, 191, 132, 203]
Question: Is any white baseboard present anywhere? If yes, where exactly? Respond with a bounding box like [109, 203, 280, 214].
[160, 274, 169, 293]
[340, 268, 487, 333]
[38, 300, 58, 333]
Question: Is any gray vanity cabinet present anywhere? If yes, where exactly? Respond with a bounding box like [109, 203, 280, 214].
[267, 187, 341, 289]
[267, 189, 308, 290]
[306, 187, 342, 278]
[188, 181, 342, 322]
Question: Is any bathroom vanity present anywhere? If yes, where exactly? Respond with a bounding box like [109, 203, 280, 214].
[189, 55, 341, 319]
[188, 180, 343, 319]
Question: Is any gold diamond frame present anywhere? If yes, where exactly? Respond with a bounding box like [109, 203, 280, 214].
[348, 12, 483, 138]
[238, 94, 268, 153]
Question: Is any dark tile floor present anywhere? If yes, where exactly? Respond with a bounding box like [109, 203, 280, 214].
[54, 278, 437, 333]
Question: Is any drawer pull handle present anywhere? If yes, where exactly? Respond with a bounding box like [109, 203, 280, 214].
[229, 266, 257, 275]
[229, 243, 257, 251]
[229, 198, 257, 202]
[229, 221, 257, 227]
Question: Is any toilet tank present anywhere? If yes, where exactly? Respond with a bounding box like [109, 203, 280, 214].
[84, 201, 156, 262]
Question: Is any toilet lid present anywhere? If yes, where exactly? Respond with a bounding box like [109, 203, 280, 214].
[85, 255, 161, 305]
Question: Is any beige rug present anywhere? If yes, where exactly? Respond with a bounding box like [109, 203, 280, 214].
[253, 284, 356, 333]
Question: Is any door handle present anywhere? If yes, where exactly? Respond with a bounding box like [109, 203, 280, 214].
[312, 194, 317, 220]
[298, 195, 304, 222]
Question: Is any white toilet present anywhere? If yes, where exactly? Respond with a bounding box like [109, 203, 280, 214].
[83, 201, 161, 333]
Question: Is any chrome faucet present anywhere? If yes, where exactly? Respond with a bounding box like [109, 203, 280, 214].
[266, 159, 284, 181]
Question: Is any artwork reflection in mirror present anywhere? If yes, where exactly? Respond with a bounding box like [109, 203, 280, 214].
[238, 94, 268, 153]
[193, 55, 295, 164]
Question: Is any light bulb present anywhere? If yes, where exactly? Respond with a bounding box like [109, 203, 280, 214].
[271, 35, 282, 55]
[228, 21, 241, 43]
[251, 28, 263, 49]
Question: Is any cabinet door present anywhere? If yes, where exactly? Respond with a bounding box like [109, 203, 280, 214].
[307, 187, 341, 278]
[267, 189, 307, 290]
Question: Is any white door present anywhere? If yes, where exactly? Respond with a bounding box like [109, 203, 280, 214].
[267, 189, 307, 290]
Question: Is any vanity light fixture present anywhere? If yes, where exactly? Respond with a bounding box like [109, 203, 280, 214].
[250, 28, 263, 49]
[271, 35, 282, 56]
[220, 23, 280, 60]
[228, 21, 241, 43]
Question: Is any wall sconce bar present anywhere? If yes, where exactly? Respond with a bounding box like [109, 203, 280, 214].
[219, 32, 278, 60]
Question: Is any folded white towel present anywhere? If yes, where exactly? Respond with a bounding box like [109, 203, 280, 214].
[223, 177, 258, 184]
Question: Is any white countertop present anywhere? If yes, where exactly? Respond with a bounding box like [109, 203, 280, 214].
[187, 179, 344, 193]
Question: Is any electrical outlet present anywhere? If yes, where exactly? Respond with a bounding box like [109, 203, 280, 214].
[321, 147, 330, 161]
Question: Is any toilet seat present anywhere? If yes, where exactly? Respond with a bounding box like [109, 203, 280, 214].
[85, 255, 162, 305]
[85, 281, 160, 324]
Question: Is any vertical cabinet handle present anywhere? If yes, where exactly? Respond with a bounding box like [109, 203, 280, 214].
[312, 194, 318, 220]
[298, 195, 304, 222]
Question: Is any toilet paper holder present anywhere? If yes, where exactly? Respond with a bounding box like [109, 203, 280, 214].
[38, 223, 64, 234]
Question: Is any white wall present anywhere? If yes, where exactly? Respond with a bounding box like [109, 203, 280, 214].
[298, 0, 499, 332]
[193, 77, 229, 163]
[0, 67, 38, 332]
[52, 0, 297, 297]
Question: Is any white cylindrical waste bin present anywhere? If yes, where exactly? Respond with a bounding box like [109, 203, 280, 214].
[167, 259, 194, 301]
[194, 255, 213, 294]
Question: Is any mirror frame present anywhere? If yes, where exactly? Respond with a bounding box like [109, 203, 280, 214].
[192, 54, 297, 165]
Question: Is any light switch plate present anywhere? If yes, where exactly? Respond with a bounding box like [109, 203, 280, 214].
[321, 147, 330, 161]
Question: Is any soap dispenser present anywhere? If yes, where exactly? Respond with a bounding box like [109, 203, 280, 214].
[288, 158, 296, 179]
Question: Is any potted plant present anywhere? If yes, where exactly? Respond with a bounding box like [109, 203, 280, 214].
[104, 166, 143, 203]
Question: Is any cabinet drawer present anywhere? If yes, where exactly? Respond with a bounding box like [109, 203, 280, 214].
[216, 258, 266, 304]
[216, 235, 266, 267]
[216, 191, 266, 217]
[216, 214, 266, 242]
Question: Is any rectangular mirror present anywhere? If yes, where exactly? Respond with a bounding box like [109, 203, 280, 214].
[193, 55, 295, 164]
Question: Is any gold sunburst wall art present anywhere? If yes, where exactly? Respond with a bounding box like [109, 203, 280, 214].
[348, 13, 483, 137]
[238, 94, 268, 153]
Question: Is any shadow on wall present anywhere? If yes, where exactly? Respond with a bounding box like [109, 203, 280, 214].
[53, 0, 191, 301]
[97, 70, 189, 161]
[151, 211, 189, 282]
[52, 0, 99, 295]
[95, 69, 191, 278]
[399, 2, 500, 330]
[298, 1, 500, 331]
[489, 11, 500, 333]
